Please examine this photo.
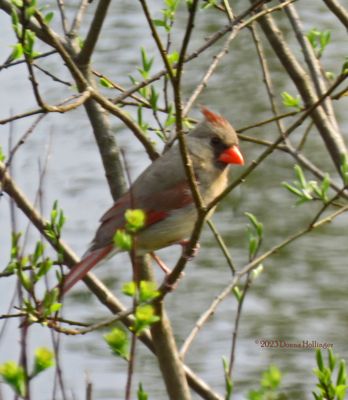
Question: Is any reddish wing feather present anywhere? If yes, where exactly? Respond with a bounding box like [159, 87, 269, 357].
[99, 180, 193, 229]
[88, 180, 194, 252]
[62, 244, 114, 294]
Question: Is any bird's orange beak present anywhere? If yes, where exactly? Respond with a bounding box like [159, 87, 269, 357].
[218, 145, 244, 165]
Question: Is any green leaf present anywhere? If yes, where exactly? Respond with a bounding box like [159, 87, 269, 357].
[11, 7, 21, 36]
[232, 286, 242, 302]
[325, 71, 335, 81]
[32, 241, 44, 265]
[336, 384, 348, 400]
[137, 106, 149, 131]
[153, 19, 167, 28]
[260, 365, 282, 390]
[17, 268, 32, 292]
[51, 201, 58, 223]
[281, 91, 302, 110]
[42, 288, 61, 317]
[133, 304, 160, 334]
[165, 105, 176, 128]
[149, 86, 159, 110]
[340, 154, 348, 185]
[104, 327, 129, 359]
[312, 391, 321, 400]
[114, 229, 132, 250]
[183, 117, 193, 129]
[11, 0, 23, 8]
[201, 0, 217, 9]
[35, 258, 53, 282]
[48, 303, 62, 314]
[25, 5, 37, 19]
[251, 264, 264, 281]
[307, 28, 331, 58]
[99, 77, 114, 88]
[44, 11, 54, 24]
[282, 182, 303, 198]
[319, 174, 330, 203]
[294, 164, 307, 188]
[138, 47, 154, 78]
[316, 349, 325, 372]
[167, 51, 179, 66]
[139, 280, 160, 302]
[342, 58, 348, 76]
[58, 210, 66, 231]
[336, 360, 347, 386]
[10, 232, 22, 260]
[307, 28, 320, 49]
[244, 212, 263, 238]
[320, 30, 331, 50]
[32, 348, 54, 376]
[125, 209, 146, 232]
[327, 348, 336, 372]
[0, 361, 26, 397]
[137, 383, 148, 400]
[23, 29, 37, 59]
[222, 357, 233, 399]
[11, 42, 23, 60]
[248, 233, 258, 259]
[122, 281, 136, 297]
[0, 145, 5, 162]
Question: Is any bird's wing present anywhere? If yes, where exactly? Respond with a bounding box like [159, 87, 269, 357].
[61, 179, 193, 294]
[61, 146, 195, 294]
[92, 179, 193, 251]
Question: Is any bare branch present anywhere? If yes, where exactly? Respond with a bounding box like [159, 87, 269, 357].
[322, 0, 348, 30]
[77, 0, 112, 65]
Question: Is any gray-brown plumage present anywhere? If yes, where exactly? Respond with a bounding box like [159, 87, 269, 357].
[62, 107, 244, 293]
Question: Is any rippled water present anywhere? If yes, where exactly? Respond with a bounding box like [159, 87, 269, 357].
[0, 2, 347, 399]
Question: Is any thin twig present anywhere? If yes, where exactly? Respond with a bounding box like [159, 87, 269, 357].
[180, 278, 238, 358]
[33, 63, 72, 86]
[70, 0, 90, 36]
[206, 219, 236, 275]
[228, 273, 251, 377]
[183, 29, 238, 116]
[56, 0, 69, 36]
[0, 50, 57, 71]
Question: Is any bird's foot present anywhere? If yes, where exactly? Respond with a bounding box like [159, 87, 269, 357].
[150, 252, 185, 291]
[150, 252, 185, 278]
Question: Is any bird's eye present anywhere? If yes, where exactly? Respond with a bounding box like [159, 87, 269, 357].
[210, 136, 221, 146]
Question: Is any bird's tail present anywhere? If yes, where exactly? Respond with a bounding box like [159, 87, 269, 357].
[61, 244, 114, 294]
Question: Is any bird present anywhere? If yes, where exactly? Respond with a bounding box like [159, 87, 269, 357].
[61, 107, 244, 294]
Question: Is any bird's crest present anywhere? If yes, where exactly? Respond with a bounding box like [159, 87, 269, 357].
[201, 106, 229, 127]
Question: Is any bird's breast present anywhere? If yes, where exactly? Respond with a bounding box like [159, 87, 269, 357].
[135, 205, 197, 253]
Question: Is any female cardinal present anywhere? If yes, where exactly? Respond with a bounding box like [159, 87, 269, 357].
[62, 107, 244, 293]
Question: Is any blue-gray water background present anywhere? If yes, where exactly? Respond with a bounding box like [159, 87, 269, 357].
[0, 2, 347, 399]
